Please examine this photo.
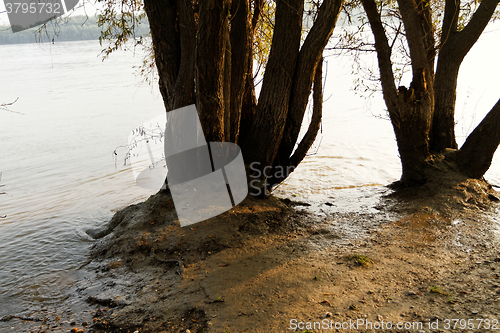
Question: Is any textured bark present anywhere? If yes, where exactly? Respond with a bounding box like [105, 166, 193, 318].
[432, 48, 459, 151]
[172, 0, 196, 110]
[223, 27, 231, 142]
[363, 0, 500, 185]
[143, 0, 180, 112]
[239, 0, 304, 170]
[229, 0, 252, 143]
[459, 99, 500, 178]
[432, 0, 500, 152]
[142, 0, 344, 194]
[276, 0, 343, 168]
[392, 80, 433, 185]
[266, 59, 324, 188]
[195, 0, 228, 142]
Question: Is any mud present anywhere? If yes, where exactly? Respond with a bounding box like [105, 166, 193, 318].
[5, 176, 500, 333]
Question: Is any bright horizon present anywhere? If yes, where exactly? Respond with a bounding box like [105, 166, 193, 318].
[0, 0, 100, 26]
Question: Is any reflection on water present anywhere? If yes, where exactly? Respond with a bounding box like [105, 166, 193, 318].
[0, 40, 164, 319]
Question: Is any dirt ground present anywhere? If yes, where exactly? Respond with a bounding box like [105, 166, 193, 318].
[71, 168, 500, 333]
[7, 171, 500, 333]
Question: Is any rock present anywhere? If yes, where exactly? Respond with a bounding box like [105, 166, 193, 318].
[323, 312, 332, 318]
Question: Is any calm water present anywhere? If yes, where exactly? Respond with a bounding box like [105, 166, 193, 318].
[1, 24, 500, 319]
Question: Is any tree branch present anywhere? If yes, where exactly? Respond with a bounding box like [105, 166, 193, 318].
[459, 98, 500, 178]
[229, 0, 252, 143]
[172, 0, 196, 110]
[396, 0, 430, 75]
[450, 0, 499, 60]
[240, 0, 304, 168]
[196, 0, 229, 142]
[360, 0, 398, 112]
[289, 59, 324, 168]
[440, 0, 460, 48]
[277, 0, 342, 166]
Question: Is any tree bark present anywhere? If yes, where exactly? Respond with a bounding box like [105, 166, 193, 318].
[459, 99, 500, 178]
[143, 0, 180, 112]
[195, 0, 229, 142]
[172, 0, 196, 110]
[392, 79, 433, 185]
[229, 0, 252, 144]
[276, 0, 343, 168]
[239, 0, 304, 170]
[431, 0, 499, 152]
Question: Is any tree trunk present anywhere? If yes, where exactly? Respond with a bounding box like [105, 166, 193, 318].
[229, 0, 252, 144]
[431, 50, 459, 152]
[392, 82, 433, 185]
[459, 98, 500, 178]
[142, 0, 343, 196]
[239, 0, 304, 170]
[143, 0, 180, 112]
[195, 0, 229, 142]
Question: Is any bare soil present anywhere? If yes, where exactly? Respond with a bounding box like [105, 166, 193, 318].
[75, 165, 500, 333]
[7, 164, 500, 333]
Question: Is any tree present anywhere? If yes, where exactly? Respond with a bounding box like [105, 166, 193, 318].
[116, 0, 344, 195]
[358, 0, 500, 186]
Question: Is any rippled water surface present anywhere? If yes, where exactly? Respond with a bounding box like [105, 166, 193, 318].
[0, 40, 164, 317]
[1, 24, 500, 321]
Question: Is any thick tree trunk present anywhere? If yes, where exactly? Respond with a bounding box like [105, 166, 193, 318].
[143, 0, 180, 112]
[431, 51, 459, 151]
[459, 99, 500, 178]
[391, 82, 433, 185]
[431, 0, 500, 152]
[142, 0, 343, 195]
[195, 0, 229, 142]
[239, 0, 304, 170]
[229, 0, 252, 144]
[275, 0, 343, 168]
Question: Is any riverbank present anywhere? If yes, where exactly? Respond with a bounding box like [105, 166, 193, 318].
[84, 175, 500, 332]
[4, 178, 500, 333]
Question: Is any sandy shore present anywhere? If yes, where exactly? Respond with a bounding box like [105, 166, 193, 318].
[5, 178, 500, 333]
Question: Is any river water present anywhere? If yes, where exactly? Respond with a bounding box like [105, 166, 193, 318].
[1, 24, 500, 322]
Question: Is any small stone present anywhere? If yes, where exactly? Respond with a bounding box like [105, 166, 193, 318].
[186, 330, 191, 333]
[408, 291, 417, 295]
[472, 310, 479, 314]
[323, 312, 332, 318]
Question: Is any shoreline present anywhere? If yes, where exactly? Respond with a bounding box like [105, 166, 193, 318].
[4, 180, 500, 332]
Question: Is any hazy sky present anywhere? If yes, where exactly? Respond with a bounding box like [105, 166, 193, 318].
[0, 0, 100, 26]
